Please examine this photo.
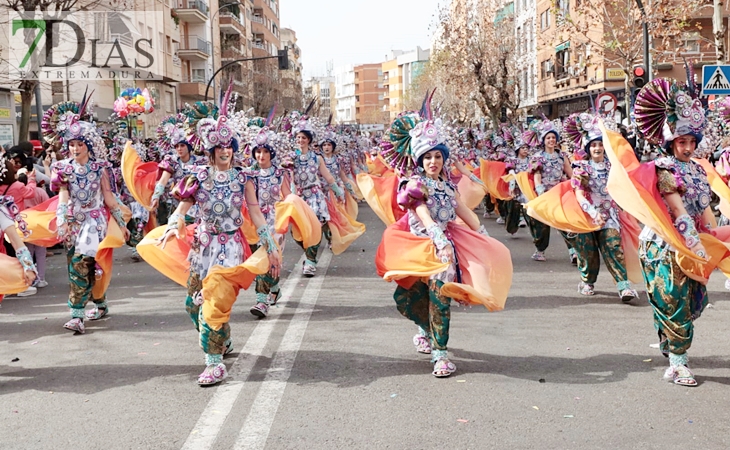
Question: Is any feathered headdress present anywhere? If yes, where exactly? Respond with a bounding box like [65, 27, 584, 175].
[41, 89, 108, 160]
[156, 113, 190, 156]
[379, 89, 448, 175]
[635, 78, 706, 149]
[563, 112, 601, 156]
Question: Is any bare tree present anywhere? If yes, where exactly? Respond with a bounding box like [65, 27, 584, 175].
[433, 0, 521, 127]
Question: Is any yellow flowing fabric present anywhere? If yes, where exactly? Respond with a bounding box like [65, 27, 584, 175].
[367, 154, 391, 176]
[356, 172, 403, 226]
[694, 157, 730, 222]
[479, 159, 512, 200]
[121, 141, 159, 211]
[619, 211, 644, 284]
[201, 246, 271, 331]
[456, 169, 488, 210]
[599, 125, 730, 283]
[347, 176, 364, 200]
[275, 194, 322, 248]
[0, 252, 30, 295]
[16, 197, 61, 246]
[344, 191, 359, 220]
[502, 171, 537, 202]
[326, 193, 366, 255]
[376, 216, 512, 311]
[241, 207, 259, 245]
[136, 224, 195, 287]
[525, 181, 599, 233]
[92, 219, 125, 299]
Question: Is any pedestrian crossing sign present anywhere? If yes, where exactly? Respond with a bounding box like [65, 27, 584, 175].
[702, 65, 730, 95]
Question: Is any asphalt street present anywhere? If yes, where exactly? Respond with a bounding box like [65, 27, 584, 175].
[2, 204, 730, 449]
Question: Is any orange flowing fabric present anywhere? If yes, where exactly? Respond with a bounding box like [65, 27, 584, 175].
[275, 194, 322, 248]
[17, 196, 61, 247]
[356, 172, 404, 226]
[0, 252, 30, 295]
[376, 216, 512, 311]
[201, 246, 271, 331]
[326, 193, 366, 255]
[619, 211, 643, 284]
[456, 171, 488, 210]
[241, 207, 259, 245]
[479, 159, 512, 200]
[344, 191, 359, 219]
[600, 125, 730, 283]
[136, 223, 196, 287]
[92, 219, 125, 299]
[367, 154, 391, 176]
[525, 181, 599, 234]
[121, 141, 159, 211]
[695, 157, 730, 222]
[347, 176, 364, 200]
[503, 171, 537, 202]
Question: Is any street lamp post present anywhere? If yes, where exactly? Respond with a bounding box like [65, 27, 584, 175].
[634, 0, 652, 83]
[209, 1, 247, 105]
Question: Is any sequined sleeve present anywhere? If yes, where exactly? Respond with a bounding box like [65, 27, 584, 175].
[571, 161, 590, 190]
[0, 196, 29, 236]
[397, 177, 429, 210]
[655, 157, 685, 196]
[158, 154, 178, 175]
[50, 160, 69, 192]
[171, 174, 200, 202]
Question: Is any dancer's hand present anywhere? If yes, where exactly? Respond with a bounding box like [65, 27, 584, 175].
[23, 268, 37, 286]
[267, 251, 281, 279]
[436, 243, 454, 264]
[121, 227, 131, 242]
[57, 222, 68, 239]
[156, 228, 178, 249]
[150, 197, 159, 210]
[692, 242, 709, 260]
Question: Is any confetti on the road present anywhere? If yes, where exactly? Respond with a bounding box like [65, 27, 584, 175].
[49, 391, 53, 394]
[575, 397, 581, 400]
[390, 394, 397, 398]
[84, 399, 89, 403]
[456, 380, 466, 383]
[649, 343, 660, 348]
[643, 359, 652, 362]
[566, 347, 570, 350]
[457, 419, 469, 423]
[31, 341, 38, 345]
[138, 352, 148, 355]
[153, 343, 160, 346]
[564, 415, 574, 418]
[532, 406, 539, 410]
[12, 410, 18, 413]
[159, 322, 165, 324]
[11, 357, 19, 362]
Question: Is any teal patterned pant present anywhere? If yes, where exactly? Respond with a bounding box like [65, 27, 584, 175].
[200, 312, 230, 356]
[294, 221, 325, 264]
[66, 247, 105, 316]
[393, 279, 451, 351]
[639, 240, 707, 355]
[573, 228, 628, 285]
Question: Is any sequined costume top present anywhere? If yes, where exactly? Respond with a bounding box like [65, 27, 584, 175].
[173, 166, 249, 278]
[505, 156, 531, 203]
[0, 196, 29, 236]
[639, 156, 711, 245]
[159, 153, 206, 185]
[571, 159, 621, 230]
[321, 155, 344, 194]
[251, 166, 286, 231]
[405, 176, 459, 283]
[292, 150, 329, 223]
[529, 150, 566, 190]
[51, 158, 111, 257]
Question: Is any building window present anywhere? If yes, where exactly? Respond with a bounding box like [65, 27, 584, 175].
[191, 68, 206, 82]
[166, 91, 175, 112]
[556, 47, 570, 79]
[540, 10, 550, 30]
[556, 0, 569, 25]
[683, 32, 700, 53]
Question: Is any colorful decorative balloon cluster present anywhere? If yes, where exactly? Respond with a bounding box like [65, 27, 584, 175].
[113, 88, 155, 117]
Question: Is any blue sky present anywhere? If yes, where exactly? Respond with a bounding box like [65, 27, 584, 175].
[280, 0, 444, 77]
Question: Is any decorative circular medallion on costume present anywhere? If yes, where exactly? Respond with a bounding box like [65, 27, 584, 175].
[199, 231, 211, 247]
[212, 201, 226, 215]
[76, 190, 89, 202]
[217, 233, 229, 245]
[75, 212, 85, 222]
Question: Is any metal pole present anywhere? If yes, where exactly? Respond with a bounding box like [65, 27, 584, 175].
[205, 55, 278, 101]
[643, 22, 652, 82]
[209, 1, 247, 105]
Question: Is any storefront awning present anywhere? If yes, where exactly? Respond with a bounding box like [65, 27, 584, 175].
[555, 41, 570, 52]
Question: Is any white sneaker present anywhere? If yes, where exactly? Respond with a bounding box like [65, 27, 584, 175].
[36, 280, 48, 288]
[483, 211, 490, 219]
[17, 286, 37, 297]
[518, 218, 527, 228]
[302, 262, 316, 277]
[496, 217, 505, 225]
[725, 279, 730, 291]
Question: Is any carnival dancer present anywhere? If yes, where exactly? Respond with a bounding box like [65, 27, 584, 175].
[247, 127, 291, 318]
[503, 135, 530, 237]
[158, 110, 281, 386]
[44, 95, 131, 334]
[629, 78, 714, 386]
[524, 119, 574, 262]
[150, 114, 206, 220]
[288, 114, 345, 277]
[0, 156, 38, 301]
[563, 113, 639, 300]
[377, 102, 513, 378]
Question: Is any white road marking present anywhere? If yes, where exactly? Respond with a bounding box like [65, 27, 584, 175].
[181, 255, 305, 450]
[233, 251, 332, 450]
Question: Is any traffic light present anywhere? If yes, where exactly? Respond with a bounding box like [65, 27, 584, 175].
[633, 66, 646, 88]
[277, 48, 289, 70]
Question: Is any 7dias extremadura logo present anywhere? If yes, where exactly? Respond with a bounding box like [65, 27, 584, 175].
[8, 11, 165, 81]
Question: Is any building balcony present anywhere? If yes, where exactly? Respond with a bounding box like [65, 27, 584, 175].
[221, 45, 244, 60]
[220, 12, 246, 35]
[178, 35, 211, 61]
[179, 77, 209, 100]
[174, 0, 209, 24]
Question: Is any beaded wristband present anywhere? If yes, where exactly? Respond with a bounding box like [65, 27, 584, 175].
[16, 246, 37, 273]
[256, 225, 278, 254]
[578, 198, 600, 220]
[56, 203, 68, 226]
[427, 223, 449, 250]
[110, 207, 126, 228]
[675, 214, 700, 249]
[151, 182, 166, 201]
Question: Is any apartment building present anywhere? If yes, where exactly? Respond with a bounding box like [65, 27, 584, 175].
[354, 63, 386, 124]
[334, 65, 356, 124]
[303, 76, 335, 120]
[218, 0, 254, 108]
[250, 0, 281, 114]
[175, 0, 221, 105]
[382, 47, 430, 122]
[280, 28, 303, 112]
[535, 0, 729, 119]
[514, 0, 538, 112]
